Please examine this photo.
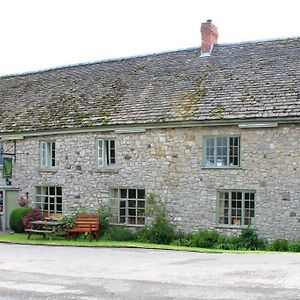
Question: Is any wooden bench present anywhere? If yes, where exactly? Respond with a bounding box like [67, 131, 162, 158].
[66, 214, 100, 241]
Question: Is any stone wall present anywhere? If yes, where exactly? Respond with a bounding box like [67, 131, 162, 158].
[4, 123, 300, 241]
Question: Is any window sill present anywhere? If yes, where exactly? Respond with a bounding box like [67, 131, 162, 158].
[94, 166, 120, 174]
[215, 224, 250, 229]
[110, 223, 145, 228]
[38, 168, 58, 174]
[202, 166, 242, 170]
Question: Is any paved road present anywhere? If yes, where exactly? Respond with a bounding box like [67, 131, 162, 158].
[0, 243, 299, 299]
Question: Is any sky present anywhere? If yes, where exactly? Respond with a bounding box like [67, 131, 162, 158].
[0, 0, 299, 76]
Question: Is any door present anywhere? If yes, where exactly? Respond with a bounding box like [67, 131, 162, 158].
[5, 190, 19, 229]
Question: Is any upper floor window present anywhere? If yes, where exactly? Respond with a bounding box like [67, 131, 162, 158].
[218, 190, 255, 227]
[0, 142, 3, 166]
[203, 136, 240, 167]
[40, 141, 56, 168]
[97, 139, 116, 168]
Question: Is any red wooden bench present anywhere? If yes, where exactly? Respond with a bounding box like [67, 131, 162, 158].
[66, 214, 100, 241]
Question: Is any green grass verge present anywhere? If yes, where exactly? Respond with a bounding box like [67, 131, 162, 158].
[0, 233, 270, 254]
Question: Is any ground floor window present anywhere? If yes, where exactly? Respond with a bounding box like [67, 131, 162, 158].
[35, 186, 62, 218]
[110, 188, 145, 225]
[218, 190, 255, 226]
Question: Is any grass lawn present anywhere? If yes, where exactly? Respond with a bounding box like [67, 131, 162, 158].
[0, 232, 268, 254]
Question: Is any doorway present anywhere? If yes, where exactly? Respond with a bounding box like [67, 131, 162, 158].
[0, 189, 19, 230]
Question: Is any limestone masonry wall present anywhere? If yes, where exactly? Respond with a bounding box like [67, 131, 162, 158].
[5, 124, 300, 241]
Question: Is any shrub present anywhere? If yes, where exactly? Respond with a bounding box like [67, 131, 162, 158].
[60, 214, 77, 230]
[9, 207, 33, 233]
[145, 218, 176, 245]
[179, 230, 220, 248]
[267, 239, 289, 252]
[143, 193, 176, 245]
[216, 235, 241, 250]
[288, 241, 300, 252]
[237, 227, 266, 250]
[104, 227, 136, 241]
[96, 206, 111, 236]
[22, 208, 42, 229]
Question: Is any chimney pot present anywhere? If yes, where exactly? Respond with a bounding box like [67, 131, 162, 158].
[200, 19, 218, 55]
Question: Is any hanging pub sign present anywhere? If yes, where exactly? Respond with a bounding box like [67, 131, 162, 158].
[2, 157, 13, 178]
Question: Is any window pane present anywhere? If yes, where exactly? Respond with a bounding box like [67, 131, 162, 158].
[137, 217, 145, 225]
[205, 138, 215, 166]
[120, 189, 127, 198]
[109, 140, 116, 165]
[105, 140, 110, 165]
[51, 142, 56, 166]
[98, 140, 103, 166]
[138, 200, 145, 208]
[137, 189, 145, 199]
[137, 209, 145, 216]
[128, 200, 136, 208]
[56, 187, 62, 196]
[49, 187, 55, 195]
[128, 217, 136, 224]
[128, 209, 136, 216]
[128, 189, 136, 199]
[216, 137, 227, 166]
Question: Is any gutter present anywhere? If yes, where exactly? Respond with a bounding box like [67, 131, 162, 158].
[1, 117, 300, 139]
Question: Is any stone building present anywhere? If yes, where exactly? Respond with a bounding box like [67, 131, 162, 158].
[0, 21, 299, 240]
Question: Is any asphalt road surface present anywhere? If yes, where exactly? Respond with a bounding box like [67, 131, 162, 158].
[0, 243, 299, 299]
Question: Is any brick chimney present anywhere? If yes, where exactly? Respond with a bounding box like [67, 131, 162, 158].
[201, 19, 218, 55]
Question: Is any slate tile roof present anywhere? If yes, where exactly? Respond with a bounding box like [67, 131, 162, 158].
[0, 38, 299, 134]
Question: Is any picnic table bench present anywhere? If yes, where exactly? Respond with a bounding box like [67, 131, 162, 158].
[66, 214, 100, 241]
[25, 220, 65, 240]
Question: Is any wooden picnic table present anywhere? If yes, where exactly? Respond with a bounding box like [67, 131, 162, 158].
[25, 220, 65, 240]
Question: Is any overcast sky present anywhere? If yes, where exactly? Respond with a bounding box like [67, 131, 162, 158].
[1, 0, 299, 76]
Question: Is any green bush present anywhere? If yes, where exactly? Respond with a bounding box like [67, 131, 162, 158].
[60, 214, 77, 230]
[145, 218, 176, 245]
[104, 226, 136, 241]
[97, 206, 111, 236]
[267, 239, 289, 252]
[9, 207, 33, 233]
[216, 235, 241, 250]
[136, 227, 151, 243]
[179, 230, 220, 248]
[288, 241, 300, 252]
[237, 227, 266, 250]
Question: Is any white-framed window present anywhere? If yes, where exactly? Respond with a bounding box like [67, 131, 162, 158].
[217, 190, 255, 227]
[203, 136, 240, 167]
[0, 142, 3, 166]
[36, 186, 62, 218]
[40, 141, 56, 168]
[110, 188, 145, 225]
[97, 139, 116, 167]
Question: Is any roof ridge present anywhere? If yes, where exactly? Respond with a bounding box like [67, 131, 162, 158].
[1, 36, 299, 79]
[217, 36, 300, 47]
